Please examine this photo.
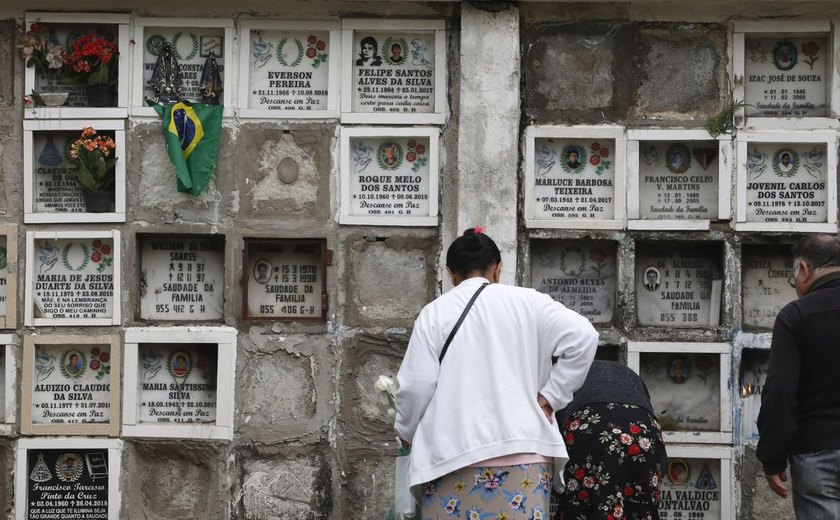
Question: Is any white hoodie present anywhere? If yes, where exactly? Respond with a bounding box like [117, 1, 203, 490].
[394, 277, 598, 492]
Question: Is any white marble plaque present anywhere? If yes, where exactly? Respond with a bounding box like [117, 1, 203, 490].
[531, 240, 616, 323]
[532, 138, 616, 221]
[30, 343, 113, 425]
[0, 236, 7, 319]
[641, 353, 720, 432]
[139, 236, 225, 321]
[744, 36, 828, 117]
[741, 351, 770, 441]
[351, 31, 435, 114]
[143, 27, 225, 102]
[138, 343, 217, 424]
[33, 132, 87, 214]
[246, 241, 324, 320]
[745, 143, 827, 224]
[33, 238, 115, 320]
[659, 458, 722, 520]
[639, 141, 719, 219]
[349, 136, 431, 217]
[742, 246, 797, 328]
[247, 29, 330, 111]
[636, 244, 721, 327]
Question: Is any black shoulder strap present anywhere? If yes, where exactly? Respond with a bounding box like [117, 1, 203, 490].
[439, 282, 489, 363]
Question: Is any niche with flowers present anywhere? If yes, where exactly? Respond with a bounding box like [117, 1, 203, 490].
[22, 12, 129, 118]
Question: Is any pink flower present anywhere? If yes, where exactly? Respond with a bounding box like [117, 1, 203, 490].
[590, 155, 601, 166]
[91, 252, 102, 263]
[90, 360, 100, 370]
[600, 148, 610, 158]
[316, 40, 326, 51]
[619, 433, 633, 445]
[583, 476, 596, 488]
[406, 152, 417, 162]
[306, 48, 316, 59]
[307, 35, 317, 45]
[415, 144, 426, 155]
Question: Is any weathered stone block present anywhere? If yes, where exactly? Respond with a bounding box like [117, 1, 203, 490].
[123, 442, 223, 520]
[236, 125, 333, 220]
[0, 440, 13, 519]
[340, 451, 395, 520]
[0, 126, 21, 216]
[0, 21, 14, 108]
[739, 446, 794, 519]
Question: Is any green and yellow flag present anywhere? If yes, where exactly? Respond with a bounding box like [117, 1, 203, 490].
[150, 101, 223, 196]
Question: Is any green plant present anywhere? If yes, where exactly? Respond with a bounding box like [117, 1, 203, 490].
[657, 413, 680, 431]
[67, 127, 117, 192]
[707, 99, 747, 137]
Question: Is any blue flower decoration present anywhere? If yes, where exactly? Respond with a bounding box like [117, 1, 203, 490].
[503, 489, 527, 511]
[530, 506, 545, 520]
[440, 496, 460, 517]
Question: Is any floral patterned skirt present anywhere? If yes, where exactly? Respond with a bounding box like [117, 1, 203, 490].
[420, 463, 553, 520]
[555, 403, 667, 520]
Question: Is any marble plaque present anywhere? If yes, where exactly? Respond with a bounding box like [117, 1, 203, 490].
[143, 27, 226, 103]
[26, 448, 110, 519]
[744, 36, 828, 117]
[641, 353, 720, 432]
[740, 350, 769, 441]
[0, 235, 7, 318]
[33, 132, 88, 214]
[742, 246, 797, 328]
[532, 138, 616, 221]
[33, 238, 115, 320]
[745, 143, 828, 224]
[246, 240, 324, 320]
[137, 343, 217, 424]
[351, 31, 436, 114]
[531, 240, 616, 323]
[0, 349, 5, 418]
[247, 29, 330, 111]
[349, 136, 431, 217]
[30, 343, 112, 425]
[139, 236, 225, 321]
[659, 458, 722, 520]
[638, 141, 719, 219]
[636, 244, 722, 327]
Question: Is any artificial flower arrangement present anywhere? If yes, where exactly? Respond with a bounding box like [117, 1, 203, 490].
[61, 30, 119, 87]
[68, 127, 117, 194]
[18, 23, 65, 104]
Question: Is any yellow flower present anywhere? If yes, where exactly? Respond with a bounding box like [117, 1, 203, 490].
[521, 477, 532, 488]
[499, 514, 509, 520]
[454, 480, 466, 492]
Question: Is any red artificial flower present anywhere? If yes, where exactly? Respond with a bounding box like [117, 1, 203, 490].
[629, 425, 641, 434]
[578, 490, 589, 501]
[574, 468, 585, 480]
[590, 142, 601, 152]
[590, 156, 601, 166]
[90, 360, 101, 370]
[307, 35, 317, 45]
[101, 244, 111, 255]
[407, 139, 417, 149]
[628, 444, 641, 455]
[415, 144, 426, 155]
[91, 252, 102, 263]
[624, 486, 634, 496]
[29, 23, 43, 33]
[92, 239, 102, 248]
[99, 352, 110, 363]
[600, 148, 610, 158]
[406, 152, 417, 162]
[316, 40, 326, 51]
[306, 48, 316, 59]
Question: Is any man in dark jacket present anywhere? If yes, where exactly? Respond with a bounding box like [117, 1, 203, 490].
[757, 233, 840, 518]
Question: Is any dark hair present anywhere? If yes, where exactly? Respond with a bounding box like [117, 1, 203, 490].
[360, 36, 377, 50]
[446, 228, 501, 277]
[792, 234, 840, 270]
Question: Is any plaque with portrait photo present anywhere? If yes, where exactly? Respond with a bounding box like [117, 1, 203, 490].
[659, 457, 724, 520]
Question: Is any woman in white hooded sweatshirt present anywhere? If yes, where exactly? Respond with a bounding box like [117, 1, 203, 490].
[395, 228, 598, 519]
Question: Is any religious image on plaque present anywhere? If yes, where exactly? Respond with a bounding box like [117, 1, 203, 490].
[740, 350, 770, 441]
[744, 36, 828, 117]
[742, 245, 797, 329]
[26, 448, 110, 519]
[30, 343, 113, 426]
[636, 243, 723, 327]
[640, 353, 720, 432]
[531, 138, 616, 222]
[245, 239, 326, 321]
[659, 458, 723, 520]
[638, 141, 719, 220]
[139, 235, 225, 321]
[138, 343, 218, 424]
[530, 240, 616, 323]
[744, 142, 828, 224]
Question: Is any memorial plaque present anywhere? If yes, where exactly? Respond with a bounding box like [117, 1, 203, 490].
[137, 343, 218, 424]
[638, 141, 719, 220]
[659, 458, 722, 520]
[0, 235, 7, 319]
[740, 351, 769, 441]
[139, 235, 225, 321]
[532, 138, 616, 221]
[0, 349, 5, 418]
[531, 240, 616, 323]
[143, 27, 226, 102]
[744, 36, 828, 117]
[247, 29, 330, 111]
[641, 352, 720, 432]
[26, 448, 110, 519]
[245, 240, 325, 320]
[636, 243, 722, 327]
[33, 237, 115, 320]
[742, 245, 797, 328]
[351, 31, 436, 115]
[348, 136, 431, 217]
[745, 142, 828, 224]
[30, 343, 113, 425]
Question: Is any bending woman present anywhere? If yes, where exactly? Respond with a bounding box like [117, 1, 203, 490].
[395, 228, 598, 519]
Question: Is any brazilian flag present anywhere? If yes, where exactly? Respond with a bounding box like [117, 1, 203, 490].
[150, 101, 223, 196]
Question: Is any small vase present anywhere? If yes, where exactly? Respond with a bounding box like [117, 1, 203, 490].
[83, 190, 113, 213]
[36, 92, 69, 107]
[86, 85, 115, 107]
